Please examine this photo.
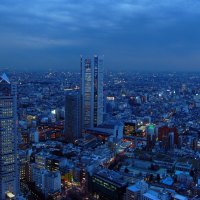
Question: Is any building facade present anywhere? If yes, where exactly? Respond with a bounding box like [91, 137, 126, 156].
[64, 90, 82, 142]
[81, 55, 103, 129]
[88, 169, 127, 200]
[0, 73, 19, 199]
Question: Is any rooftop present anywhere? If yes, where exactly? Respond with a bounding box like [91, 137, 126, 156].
[0, 73, 10, 84]
[95, 169, 127, 187]
[143, 190, 160, 200]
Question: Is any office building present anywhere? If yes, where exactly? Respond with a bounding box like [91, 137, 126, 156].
[81, 55, 103, 129]
[31, 165, 61, 199]
[46, 157, 60, 172]
[157, 126, 178, 146]
[88, 169, 127, 200]
[123, 122, 136, 137]
[0, 73, 19, 199]
[35, 152, 49, 169]
[46, 156, 67, 172]
[31, 164, 46, 189]
[19, 151, 27, 182]
[64, 90, 82, 142]
[43, 171, 61, 199]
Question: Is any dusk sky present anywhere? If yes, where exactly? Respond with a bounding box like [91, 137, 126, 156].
[0, 0, 200, 71]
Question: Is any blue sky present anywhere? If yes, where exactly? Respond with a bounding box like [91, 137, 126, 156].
[0, 0, 200, 71]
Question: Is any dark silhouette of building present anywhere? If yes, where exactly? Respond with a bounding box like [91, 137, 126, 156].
[64, 90, 82, 143]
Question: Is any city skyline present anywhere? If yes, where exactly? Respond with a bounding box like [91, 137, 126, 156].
[0, 1, 200, 199]
[0, 70, 200, 199]
[0, 0, 200, 71]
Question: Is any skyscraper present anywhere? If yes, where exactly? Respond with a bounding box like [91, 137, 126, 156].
[81, 55, 103, 129]
[0, 73, 19, 199]
[64, 90, 82, 143]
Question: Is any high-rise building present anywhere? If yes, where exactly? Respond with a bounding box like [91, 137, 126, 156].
[0, 73, 19, 199]
[81, 55, 103, 129]
[64, 90, 82, 142]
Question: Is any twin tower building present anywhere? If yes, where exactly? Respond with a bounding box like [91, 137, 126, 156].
[64, 55, 104, 143]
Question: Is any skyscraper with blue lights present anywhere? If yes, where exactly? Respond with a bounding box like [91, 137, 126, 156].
[81, 55, 104, 129]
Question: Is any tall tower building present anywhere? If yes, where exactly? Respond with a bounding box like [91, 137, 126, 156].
[81, 55, 103, 129]
[0, 73, 19, 199]
[64, 90, 82, 143]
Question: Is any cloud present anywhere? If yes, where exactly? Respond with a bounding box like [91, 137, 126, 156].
[1, 0, 200, 33]
[0, 0, 200, 70]
[0, 33, 84, 49]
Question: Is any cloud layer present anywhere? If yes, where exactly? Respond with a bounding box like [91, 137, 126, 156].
[0, 0, 200, 70]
